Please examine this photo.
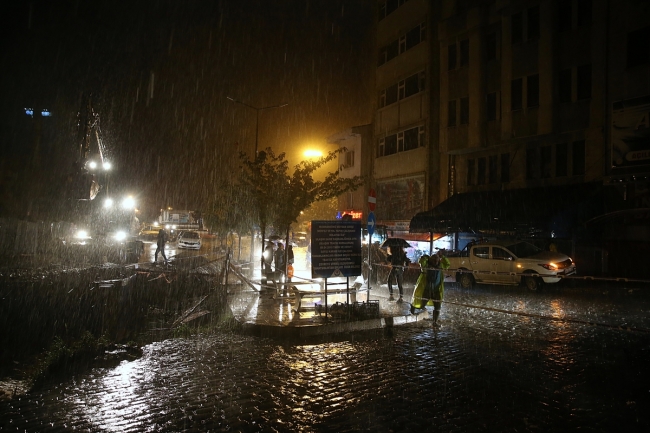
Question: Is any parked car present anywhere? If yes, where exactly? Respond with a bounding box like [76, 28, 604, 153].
[445, 240, 576, 291]
[177, 231, 201, 249]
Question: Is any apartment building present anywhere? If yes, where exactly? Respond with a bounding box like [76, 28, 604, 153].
[372, 0, 650, 278]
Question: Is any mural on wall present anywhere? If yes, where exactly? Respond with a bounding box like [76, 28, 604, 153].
[376, 174, 425, 221]
[612, 95, 650, 168]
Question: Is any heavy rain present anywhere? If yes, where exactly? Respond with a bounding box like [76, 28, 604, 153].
[1, 1, 650, 432]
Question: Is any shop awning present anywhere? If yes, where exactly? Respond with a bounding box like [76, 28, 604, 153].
[409, 182, 604, 238]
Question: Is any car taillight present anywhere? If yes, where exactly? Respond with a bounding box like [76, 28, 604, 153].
[539, 263, 558, 271]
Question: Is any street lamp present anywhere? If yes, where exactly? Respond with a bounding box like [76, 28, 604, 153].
[226, 97, 289, 156]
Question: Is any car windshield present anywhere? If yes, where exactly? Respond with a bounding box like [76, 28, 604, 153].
[506, 241, 541, 258]
[183, 232, 199, 239]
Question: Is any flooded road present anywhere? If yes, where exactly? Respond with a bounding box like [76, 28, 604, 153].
[1, 283, 649, 432]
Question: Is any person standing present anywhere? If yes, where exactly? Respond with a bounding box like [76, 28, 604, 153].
[286, 244, 295, 282]
[412, 249, 450, 325]
[387, 244, 408, 302]
[154, 229, 168, 264]
[274, 242, 286, 275]
[263, 242, 274, 276]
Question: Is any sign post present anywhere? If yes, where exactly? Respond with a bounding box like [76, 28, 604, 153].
[368, 188, 376, 212]
[366, 188, 376, 302]
[311, 220, 362, 319]
[366, 211, 376, 301]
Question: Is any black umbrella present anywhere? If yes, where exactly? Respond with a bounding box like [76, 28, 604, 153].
[379, 238, 411, 249]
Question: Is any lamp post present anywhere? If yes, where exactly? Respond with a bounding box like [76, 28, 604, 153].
[226, 97, 288, 156]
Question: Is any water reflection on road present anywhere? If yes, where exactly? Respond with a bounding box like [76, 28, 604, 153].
[2, 283, 649, 432]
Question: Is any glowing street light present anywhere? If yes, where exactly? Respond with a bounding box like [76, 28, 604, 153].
[304, 149, 323, 158]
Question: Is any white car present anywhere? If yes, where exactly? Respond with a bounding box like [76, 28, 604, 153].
[177, 231, 201, 249]
[446, 240, 576, 291]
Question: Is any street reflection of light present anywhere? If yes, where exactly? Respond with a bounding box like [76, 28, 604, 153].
[76, 359, 152, 432]
[550, 300, 565, 320]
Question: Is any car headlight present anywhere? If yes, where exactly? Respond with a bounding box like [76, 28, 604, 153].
[75, 230, 90, 239]
[113, 230, 127, 241]
[539, 263, 558, 271]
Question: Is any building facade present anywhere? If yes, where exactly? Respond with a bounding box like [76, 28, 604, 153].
[374, 0, 441, 238]
[371, 0, 650, 278]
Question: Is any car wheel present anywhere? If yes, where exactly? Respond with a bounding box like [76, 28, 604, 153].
[524, 275, 542, 291]
[458, 271, 474, 289]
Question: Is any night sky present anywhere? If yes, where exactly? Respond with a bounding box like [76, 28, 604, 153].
[0, 0, 374, 217]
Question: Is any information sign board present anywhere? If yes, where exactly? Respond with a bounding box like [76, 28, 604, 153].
[311, 220, 362, 278]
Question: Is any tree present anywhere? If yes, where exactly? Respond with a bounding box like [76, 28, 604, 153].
[237, 147, 364, 273]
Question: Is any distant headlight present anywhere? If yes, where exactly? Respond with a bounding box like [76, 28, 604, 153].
[75, 230, 90, 239]
[113, 230, 127, 241]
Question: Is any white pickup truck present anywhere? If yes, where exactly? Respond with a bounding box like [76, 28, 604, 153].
[445, 240, 576, 291]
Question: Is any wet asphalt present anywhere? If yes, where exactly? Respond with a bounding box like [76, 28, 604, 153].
[1, 280, 649, 433]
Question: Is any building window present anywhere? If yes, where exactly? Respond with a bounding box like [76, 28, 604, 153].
[448, 43, 457, 70]
[387, 40, 399, 62]
[344, 151, 355, 168]
[460, 39, 470, 66]
[487, 92, 498, 121]
[419, 125, 426, 147]
[512, 12, 523, 44]
[406, 23, 425, 50]
[500, 153, 510, 183]
[627, 26, 650, 68]
[511, 78, 523, 111]
[577, 64, 591, 100]
[527, 74, 539, 108]
[577, 0, 592, 27]
[397, 131, 405, 152]
[541, 145, 552, 178]
[378, 21, 425, 65]
[386, 83, 398, 105]
[486, 32, 497, 61]
[477, 157, 486, 185]
[558, 1, 572, 32]
[379, 89, 386, 108]
[378, 138, 385, 157]
[556, 142, 568, 177]
[489, 155, 498, 184]
[526, 147, 539, 179]
[448, 100, 457, 127]
[385, 134, 398, 156]
[572, 140, 585, 175]
[404, 127, 419, 151]
[404, 71, 423, 98]
[460, 97, 469, 125]
[558, 69, 572, 103]
[398, 79, 405, 100]
[467, 159, 475, 185]
[527, 6, 540, 40]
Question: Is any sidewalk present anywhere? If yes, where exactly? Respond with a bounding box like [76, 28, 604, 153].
[227, 261, 430, 338]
